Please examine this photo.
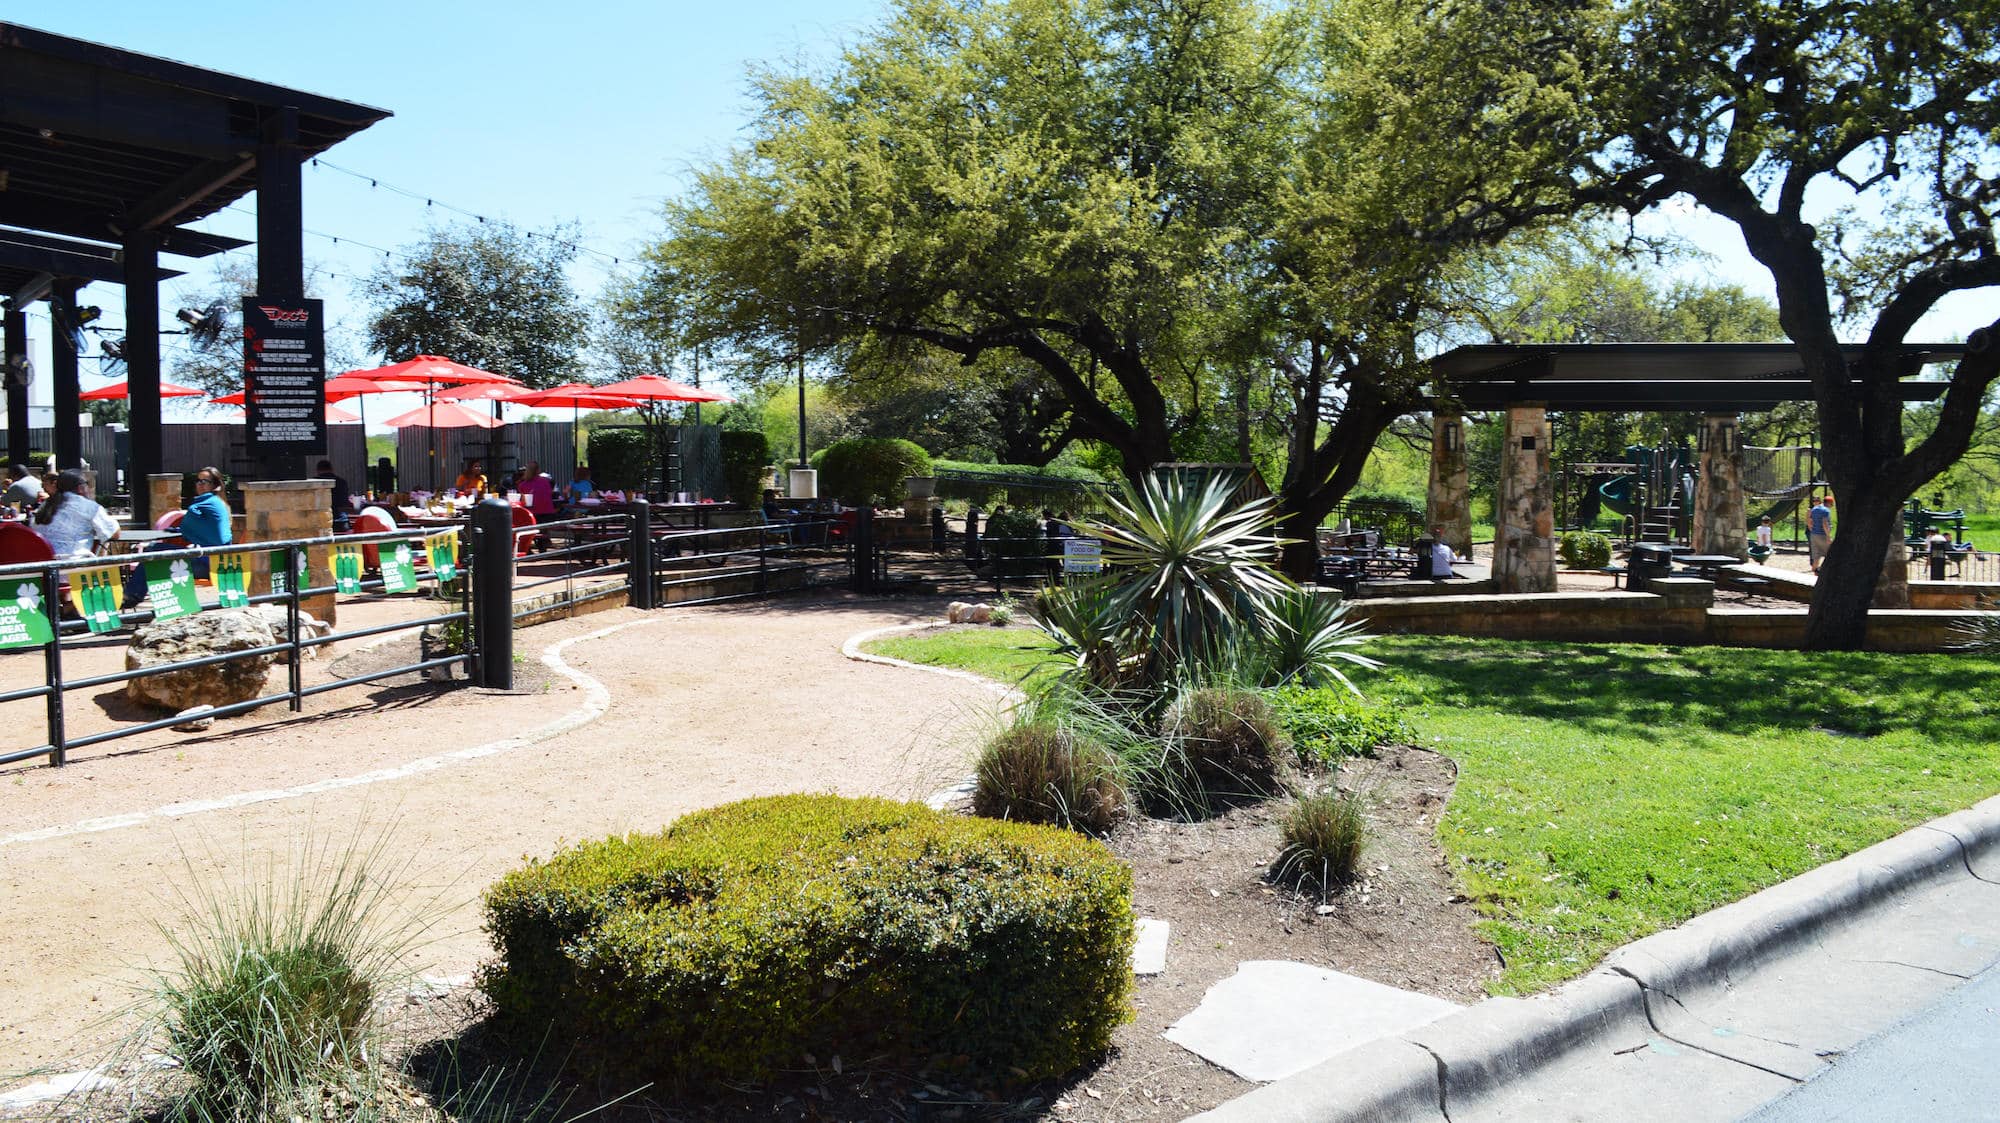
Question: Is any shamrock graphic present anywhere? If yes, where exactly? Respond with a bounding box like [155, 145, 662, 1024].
[169, 559, 193, 584]
[15, 582, 39, 614]
[394, 544, 413, 565]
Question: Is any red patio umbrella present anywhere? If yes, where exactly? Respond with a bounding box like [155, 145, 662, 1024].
[500, 383, 647, 469]
[381, 400, 506, 430]
[348, 356, 519, 487]
[79, 379, 206, 400]
[323, 374, 426, 401]
[220, 402, 363, 423]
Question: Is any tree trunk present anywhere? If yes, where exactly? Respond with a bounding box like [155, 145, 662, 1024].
[1800, 484, 1902, 650]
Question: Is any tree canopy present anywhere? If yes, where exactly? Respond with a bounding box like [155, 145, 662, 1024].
[363, 222, 591, 390]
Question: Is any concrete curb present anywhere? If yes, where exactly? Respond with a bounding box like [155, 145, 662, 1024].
[1192, 791, 2000, 1122]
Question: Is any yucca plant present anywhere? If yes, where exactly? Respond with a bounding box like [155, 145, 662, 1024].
[1955, 601, 2000, 653]
[1260, 589, 1383, 692]
[1029, 578, 1135, 688]
[1082, 473, 1292, 685]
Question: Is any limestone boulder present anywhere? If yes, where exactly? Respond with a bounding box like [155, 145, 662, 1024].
[247, 604, 333, 659]
[126, 610, 279, 712]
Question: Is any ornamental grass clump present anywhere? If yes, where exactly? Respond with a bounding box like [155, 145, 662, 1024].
[138, 833, 439, 1122]
[1161, 686, 1292, 811]
[973, 720, 1128, 835]
[481, 795, 1134, 1091]
[1272, 788, 1368, 897]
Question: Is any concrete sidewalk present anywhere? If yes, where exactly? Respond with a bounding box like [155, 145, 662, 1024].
[1194, 793, 2000, 1122]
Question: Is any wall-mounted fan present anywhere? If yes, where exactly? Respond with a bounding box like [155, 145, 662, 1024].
[173, 300, 232, 350]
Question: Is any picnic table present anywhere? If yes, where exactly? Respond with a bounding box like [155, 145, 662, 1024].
[1679, 553, 1747, 579]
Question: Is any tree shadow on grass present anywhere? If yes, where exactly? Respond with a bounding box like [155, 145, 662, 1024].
[1374, 638, 2000, 743]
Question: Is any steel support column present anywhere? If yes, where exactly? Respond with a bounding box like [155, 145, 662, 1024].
[256, 105, 306, 481]
[3, 301, 27, 461]
[49, 280, 81, 472]
[122, 231, 162, 522]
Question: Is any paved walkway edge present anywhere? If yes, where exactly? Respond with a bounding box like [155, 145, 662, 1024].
[1191, 791, 2000, 1122]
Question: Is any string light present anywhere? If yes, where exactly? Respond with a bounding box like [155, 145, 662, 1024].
[308, 157, 626, 266]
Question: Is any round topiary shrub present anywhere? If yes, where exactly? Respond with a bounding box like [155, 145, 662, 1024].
[1271, 788, 1367, 897]
[481, 795, 1133, 1091]
[972, 721, 1128, 835]
[1559, 530, 1612, 569]
[1162, 687, 1292, 808]
[587, 427, 652, 492]
[817, 438, 932, 506]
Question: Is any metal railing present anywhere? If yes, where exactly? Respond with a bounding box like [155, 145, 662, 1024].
[635, 508, 854, 610]
[1906, 547, 2000, 585]
[0, 520, 507, 770]
[510, 510, 635, 621]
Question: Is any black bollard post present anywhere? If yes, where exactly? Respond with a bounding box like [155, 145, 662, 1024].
[931, 505, 948, 553]
[1931, 538, 1949, 582]
[470, 497, 515, 690]
[628, 498, 655, 610]
[966, 507, 983, 563]
[853, 505, 876, 592]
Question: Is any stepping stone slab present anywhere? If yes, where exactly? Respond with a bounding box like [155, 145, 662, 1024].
[1, 1070, 116, 1107]
[1164, 960, 1461, 1082]
[1134, 918, 1170, 976]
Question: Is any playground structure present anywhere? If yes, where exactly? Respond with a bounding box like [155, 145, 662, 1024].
[1563, 442, 1830, 549]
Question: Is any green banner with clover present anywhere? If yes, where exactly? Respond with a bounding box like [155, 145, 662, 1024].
[380, 540, 419, 594]
[144, 557, 203, 621]
[0, 577, 55, 650]
[269, 549, 310, 596]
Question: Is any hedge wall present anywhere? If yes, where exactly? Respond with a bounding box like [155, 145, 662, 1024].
[587, 427, 652, 492]
[932, 460, 1112, 510]
[481, 794, 1134, 1090]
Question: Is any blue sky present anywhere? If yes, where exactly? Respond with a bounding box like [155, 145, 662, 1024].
[11, 1, 1990, 429]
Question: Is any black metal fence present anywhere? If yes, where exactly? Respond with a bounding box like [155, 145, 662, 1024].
[1906, 548, 2000, 586]
[0, 520, 510, 770]
[636, 508, 854, 610]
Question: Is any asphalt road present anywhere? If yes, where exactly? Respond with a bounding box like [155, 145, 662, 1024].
[1743, 962, 2000, 1123]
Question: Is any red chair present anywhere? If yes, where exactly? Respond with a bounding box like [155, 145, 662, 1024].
[153, 509, 185, 532]
[351, 508, 398, 570]
[509, 504, 539, 556]
[826, 510, 858, 543]
[0, 522, 67, 606]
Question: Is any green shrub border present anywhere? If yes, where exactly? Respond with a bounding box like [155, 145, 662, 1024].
[481, 794, 1134, 1089]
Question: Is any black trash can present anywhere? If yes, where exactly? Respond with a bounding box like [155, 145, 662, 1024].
[1629, 543, 1675, 589]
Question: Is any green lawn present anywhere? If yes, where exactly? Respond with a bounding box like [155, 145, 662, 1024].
[863, 628, 2000, 994]
[867, 627, 1062, 686]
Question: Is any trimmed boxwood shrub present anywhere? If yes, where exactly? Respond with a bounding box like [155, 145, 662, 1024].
[587, 427, 651, 492]
[717, 429, 770, 505]
[933, 459, 1110, 508]
[1559, 530, 1613, 569]
[481, 794, 1133, 1090]
[817, 438, 932, 506]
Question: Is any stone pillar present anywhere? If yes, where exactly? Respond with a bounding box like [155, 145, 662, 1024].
[1426, 410, 1472, 557]
[242, 480, 335, 625]
[1691, 413, 1747, 558]
[147, 474, 184, 525]
[1875, 526, 1911, 609]
[1493, 405, 1555, 593]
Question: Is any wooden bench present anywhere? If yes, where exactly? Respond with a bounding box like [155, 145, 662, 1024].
[1599, 565, 1628, 589]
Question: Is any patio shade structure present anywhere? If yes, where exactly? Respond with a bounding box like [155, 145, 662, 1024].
[348, 356, 519, 487]
[77, 379, 206, 401]
[1, 21, 389, 520]
[499, 382, 648, 469]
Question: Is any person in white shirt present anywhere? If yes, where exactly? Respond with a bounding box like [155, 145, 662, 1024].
[1755, 516, 1774, 551]
[1428, 525, 1456, 580]
[31, 469, 119, 558]
[3, 463, 44, 509]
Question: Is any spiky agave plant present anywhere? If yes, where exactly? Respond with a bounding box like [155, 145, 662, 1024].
[1081, 473, 1292, 685]
[1260, 589, 1383, 693]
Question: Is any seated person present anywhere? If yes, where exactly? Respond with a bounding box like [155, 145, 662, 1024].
[315, 459, 352, 531]
[32, 469, 119, 558]
[454, 459, 487, 495]
[1428, 527, 1457, 580]
[4, 463, 45, 511]
[373, 456, 397, 499]
[124, 466, 232, 606]
[518, 460, 556, 521]
[568, 465, 596, 502]
[762, 488, 787, 522]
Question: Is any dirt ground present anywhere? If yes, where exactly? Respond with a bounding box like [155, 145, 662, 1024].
[0, 594, 997, 1082]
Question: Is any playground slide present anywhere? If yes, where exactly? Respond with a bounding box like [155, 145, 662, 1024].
[1596, 475, 1636, 517]
[1751, 492, 1804, 529]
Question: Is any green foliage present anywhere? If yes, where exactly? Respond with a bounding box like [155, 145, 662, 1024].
[1160, 686, 1292, 808]
[1272, 789, 1368, 897]
[1269, 684, 1413, 766]
[363, 221, 590, 390]
[934, 459, 1112, 509]
[972, 721, 1127, 835]
[983, 509, 1047, 582]
[717, 429, 770, 505]
[140, 834, 433, 1121]
[1258, 590, 1383, 692]
[816, 437, 933, 506]
[586, 427, 651, 492]
[1558, 531, 1612, 569]
[481, 795, 1133, 1089]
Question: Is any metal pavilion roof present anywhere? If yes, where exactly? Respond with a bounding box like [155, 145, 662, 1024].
[1430, 342, 1967, 411]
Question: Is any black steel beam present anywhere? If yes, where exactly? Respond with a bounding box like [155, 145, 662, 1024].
[124, 230, 161, 522]
[1452, 379, 1947, 410]
[257, 107, 305, 301]
[0, 48, 245, 159]
[156, 227, 251, 258]
[0, 234, 183, 286]
[118, 154, 257, 234]
[10, 269, 54, 307]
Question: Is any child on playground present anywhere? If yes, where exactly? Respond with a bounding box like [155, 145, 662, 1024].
[1756, 516, 1774, 551]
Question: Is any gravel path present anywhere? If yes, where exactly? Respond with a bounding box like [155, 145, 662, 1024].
[0, 594, 993, 1078]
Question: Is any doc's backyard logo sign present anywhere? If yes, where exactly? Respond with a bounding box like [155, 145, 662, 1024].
[0, 579, 55, 649]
